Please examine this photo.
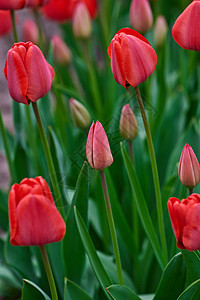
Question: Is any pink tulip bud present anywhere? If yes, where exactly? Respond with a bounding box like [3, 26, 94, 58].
[0, 10, 12, 36]
[120, 104, 138, 141]
[86, 121, 113, 170]
[72, 2, 92, 39]
[129, 0, 153, 33]
[51, 35, 72, 65]
[154, 15, 168, 48]
[178, 144, 200, 189]
[69, 98, 91, 129]
[22, 19, 39, 44]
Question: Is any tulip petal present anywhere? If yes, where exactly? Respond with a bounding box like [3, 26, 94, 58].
[183, 204, 200, 251]
[9, 185, 19, 245]
[0, 0, 24, 9]
[86, 121, 95, 169]
[111, 40, 127, 88]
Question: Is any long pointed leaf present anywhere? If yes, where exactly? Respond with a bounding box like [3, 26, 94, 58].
[64, 278, 93, 300]
[107, 284, 142, 300]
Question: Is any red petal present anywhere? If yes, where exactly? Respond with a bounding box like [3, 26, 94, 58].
[110, 40, 127, 88]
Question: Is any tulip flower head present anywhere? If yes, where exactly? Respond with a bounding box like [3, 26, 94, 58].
[0, 0, 49, 9]
[120, 104, 138, 141]
[51, 35, 72, 65]
[107, 28, 157, 89]
[0, 10, 12, 36]
[129, 0, 153, 33]
[9, 176, 66, 246]
[72, 2, 92, 39]
[168, 194, 200, 251]
[154, 15, 168, 48]
[178, 144, 200, 189]
[172, 0, 200, 51]
[4, 42, 54, 105]
[69, 98, 91, 129]
[86, 121, 113, 170]
[22, 19, 39, 44]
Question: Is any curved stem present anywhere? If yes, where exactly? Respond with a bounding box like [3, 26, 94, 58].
[99, 170, 124, 285]
[189, 188, 193, 195]
[10, 10, 19, 43]
[32, 102, 64, 218]
[134, 86, 168, 266]
[40, 246, 58, 300]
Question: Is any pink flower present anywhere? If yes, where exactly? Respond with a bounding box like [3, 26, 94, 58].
[4, 42, 54, 105]
[86, 121, 113, 170]
[107, 28, 157, 88]
[129, 0, 153, 33]
[51, 35, 72, 65]
[0, 10, 12, 36]
[22, 20, 39, 44]
[120, 104, 138, 141]
[72, 2, 92, 39]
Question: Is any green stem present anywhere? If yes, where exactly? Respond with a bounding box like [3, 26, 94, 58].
[189, 188, 193, 195]
[33, 8, 44, 51]
[10, 10, 19, 43]
[134, 86, 168, 265]
[99, 170, 124, 285]
[0, 111, 16, 182]
[32, 102, 64, 218]
[40, 246, 58, 300]
[68, 64, 85, 98]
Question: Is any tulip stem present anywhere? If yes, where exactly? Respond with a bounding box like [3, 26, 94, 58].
[189, 188, 193, 195]
[99, 170, 124, 285]
[32, 102, 64, 218]
[10, 10, 19, 43]
[40, 246, 58, 300]
[134, 86, 168, 266]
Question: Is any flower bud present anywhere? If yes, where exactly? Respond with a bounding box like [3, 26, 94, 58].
[86, 121, 113, 170]
[51, 35, 72, 65]
[69, 98, 91, 129]
[72, 2, 92, 39]
[120, 104, 138, 141]
[22, 19, 39, 44]
[178, 144, 200, 189]
[154, 16, 168, 48]
[0, 10, 12, 36]
[129, 0, 153, 33]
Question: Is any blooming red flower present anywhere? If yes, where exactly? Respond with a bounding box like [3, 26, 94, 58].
[86, 121, 113, 170]
[129, 0, 153, 33]
[0, 0, 49, 9]
[107, 28, 157, 88]
[0, 10, 12, 36]
[168, 194, 200, 251]
[4, 42, 54, 105]
[9, 177, 66, 246]
[172, 0, 200, 51]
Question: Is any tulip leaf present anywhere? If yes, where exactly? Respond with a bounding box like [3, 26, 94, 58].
[120, 142, 164, 269]
[74, 206, 112, 298]
[177, 280, 200, 300]
[13, 140, 29, 182]
[21, 279, 51, 300]
[153, 252, 186, 300]
[0, 263, 21, 298]
[0, 189, 9, 231]
[64, 278, 93, 300]
[54, 84, 86, 105]
[107, 284, 142, 300]
[181, 250, 200, 287]
[62, 162, 89, 283]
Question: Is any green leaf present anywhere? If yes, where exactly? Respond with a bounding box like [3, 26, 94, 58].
[0, 263, 21, 298]
[54, 84, 86, 105]
[181, 250, 200, 286]
[64, 278, 93, 300]
[74, 207, 112, 298]
[0, 189, 9, 231]
[107, 285, 142, 300]
[153, 252, 186, 300]
[62, 162, 89, 283]
[177, 280, 200, 300]
[120, 143, 163, 269]
[13, 139, 29, 182]
[21, 279, 51, 300]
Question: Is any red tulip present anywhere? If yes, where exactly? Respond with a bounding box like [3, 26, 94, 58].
[9, 177, 66, 246]
[4, 42, 54, 105]
[0, 10, 12, 36]
[22, 19, 39, 44]
[107, 28, 157, 89]
[129, 0, 153, 33]
[86, 121, 113, 170]
[51, 35, 72, 65]
[168, 194, 200, 251]
[172, 0, 200, 51]
[0, 0, 49, 9]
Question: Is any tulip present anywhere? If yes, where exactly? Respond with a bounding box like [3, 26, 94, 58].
[168, 194, 200, 251]
[69, 98, 91, 129]
[4, 42, 54, 104]
[0, 10, 12, 36]
[129, 0, 153, 33]
[72, 2, 92, 39]
[9, 176, 66, 246]
[86, 121, 113, 170]
[178, 144, 200, 189]
[107, 28, 157, 88]
[22, 19, 39, 44]
[51, 35, 72, 65]
[0, 0, 49, 9]
[154, 15, 168, 48]
[120, 104, 138, 141]
[172, 0, 200, 51]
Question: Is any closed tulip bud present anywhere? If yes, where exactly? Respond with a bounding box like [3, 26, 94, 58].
[69, 98, 91, 129]
[120, 104, 138, 141]
[168, 194, 200, 251]
[154, 15, 168, 48]
[9, 176, 66, 246]
[22, 19, 39, 44]
[51, 35, 72, 65]
[0, 10, 12, 36]
[86, 121, 113, 170]
[172, 0, 200, 51]
[72, 2, 92, 39]
[4, 42, 54, 105]
[107, 28, 157, 89]
[178, 144, 200, 189]
[129, 0, 153, 33]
